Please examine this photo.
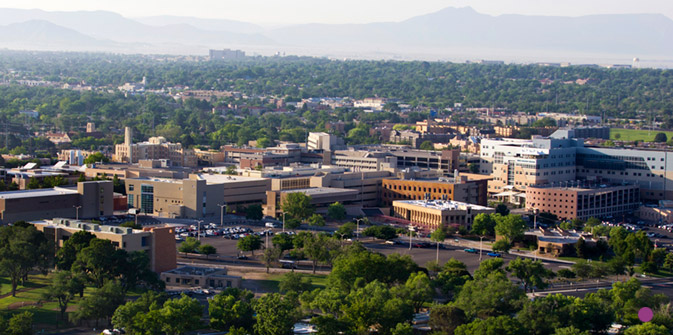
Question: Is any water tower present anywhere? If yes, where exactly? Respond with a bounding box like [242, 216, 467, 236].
[632, 57, 640, 69]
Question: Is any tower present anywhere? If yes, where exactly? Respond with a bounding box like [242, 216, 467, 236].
[124, 127, 133, 163]
[633, 57, 640, 69]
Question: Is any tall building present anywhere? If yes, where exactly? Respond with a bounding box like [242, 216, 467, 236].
[307, 132, 345, 151]
[481, 136, 673, 202]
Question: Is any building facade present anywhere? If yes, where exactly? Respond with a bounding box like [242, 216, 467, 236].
[526, 184, 640, 221]
[391, 200, 494, 231]
[382, 175, 488, 207]
[34, 218, 176, 273]
[0, 181, 113, 224]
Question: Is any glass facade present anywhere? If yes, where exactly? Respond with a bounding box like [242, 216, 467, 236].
[140, 184, 154, 214]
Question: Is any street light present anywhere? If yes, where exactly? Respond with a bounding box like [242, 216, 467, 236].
[532, 208, 539, 230]
[73, 205, 81, 221]
[355, 218, 365, 241]
[408, 225, 415, 250]
[217, 203, 227, 226]
[282, 212, 287, 233]
[196, 220, 204, 242]
[479, 235, 485, 261]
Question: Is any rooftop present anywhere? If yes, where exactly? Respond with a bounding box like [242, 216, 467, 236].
[0, 187, 78, 200]
[32, 218, 145, 235]
[163, 266, 226, 276]
[281, 187, 358, 196]
[393, 199, 492, 211]
[194, 174, 267, 184]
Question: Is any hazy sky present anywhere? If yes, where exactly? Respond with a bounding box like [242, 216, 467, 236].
[0, 0, 671, 24]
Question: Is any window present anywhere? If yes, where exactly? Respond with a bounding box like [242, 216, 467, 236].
[128, 194, 134, 208]
[129, 184, 134, 191]
[165, 277, 170, 283]
[141, 236, 149, 247]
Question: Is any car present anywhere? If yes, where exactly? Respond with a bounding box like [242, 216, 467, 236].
[237, 255, 248, 260]
[487, 252, 502, 257]
[464, 248, 478, 253]
[384, 240, 395, 245]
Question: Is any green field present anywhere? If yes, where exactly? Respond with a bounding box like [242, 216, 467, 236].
[610, 128, 673, 142]
[255, 273, 329, 292]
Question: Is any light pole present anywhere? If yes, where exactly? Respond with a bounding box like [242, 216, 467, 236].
[355, 218, 365, 241]
[479, 235, 485, 261]
[73, 205, 81, 221]
[533, 208, 539, 230]
[196, 220, 204, 242]
[282, 212, 287, 233]
[408, 225, 415, 250]
[218, 203, 226, 226]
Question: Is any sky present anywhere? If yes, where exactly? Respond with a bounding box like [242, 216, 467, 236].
[0, 0, 671, 24]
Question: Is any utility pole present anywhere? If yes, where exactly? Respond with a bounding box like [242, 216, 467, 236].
[218, 203, 227, 226]
[197, 220, 203, 242]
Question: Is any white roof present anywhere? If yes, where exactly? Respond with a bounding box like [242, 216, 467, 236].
[394, 199, 492, 211]
[195, 174, 267, 184]
[0, 187, 78, 199]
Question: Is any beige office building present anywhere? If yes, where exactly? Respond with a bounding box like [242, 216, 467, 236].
[114, 128, 196, 167]
[125, 174, 269, 218]
[392, 199, 494, 231]
[33, 218, 176, 273]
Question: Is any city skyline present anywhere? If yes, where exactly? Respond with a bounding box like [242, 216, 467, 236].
[0, 0, 671, 25]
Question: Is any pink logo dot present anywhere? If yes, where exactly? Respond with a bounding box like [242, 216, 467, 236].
[639, 307, 653, 322]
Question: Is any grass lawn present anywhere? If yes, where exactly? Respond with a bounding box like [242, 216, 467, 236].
[610, 128, 673, 142]
[0, 274, 98, 328]
[255, 273, 328, 292]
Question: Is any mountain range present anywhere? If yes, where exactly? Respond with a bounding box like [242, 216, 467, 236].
[0, 7, 671, 63]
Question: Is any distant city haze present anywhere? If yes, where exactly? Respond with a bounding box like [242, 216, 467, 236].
[1, 0, 672, 24]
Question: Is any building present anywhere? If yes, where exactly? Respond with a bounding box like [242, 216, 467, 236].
[45, 132, 72, 145]
[125, 174, 269, 218]
[330, 150, 398, 171]
[113, 127, 197, 167]
[0, 181, 113, 224]
[526, 183, 640, 221]
[550, 127, 610, 140]
[480, 137, 579, 194]
[310, 170, 393, 207]
[86, 122, 96, 133]
[391, 199, 494, 231]
[638, 200, 673, 224]
[382, 174, 488, 207]
[84, 162, 193, 181]
[161, 266, 241, 289]
[389, 148, 461, 174]
[209, 49, 246, 60]
[388, 130, 453, 149]
[33, 218, 176, 273]
[264, 187, 360, 217]
[307, 132, 345, 151]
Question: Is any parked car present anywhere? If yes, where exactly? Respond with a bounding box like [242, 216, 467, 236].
[464, 248, 478, 253]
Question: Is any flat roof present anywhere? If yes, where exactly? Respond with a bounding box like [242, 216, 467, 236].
[281, 187, 358, 196]
[32, 218, 145, 235]
[0, 187, 78, 200]
[194, 174, 267, 184]
[393, 199, 493, 211]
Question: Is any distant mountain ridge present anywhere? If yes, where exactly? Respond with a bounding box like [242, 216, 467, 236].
[0, 7, 671, 60]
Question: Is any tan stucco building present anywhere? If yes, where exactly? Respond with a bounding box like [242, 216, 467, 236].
[391, 199, 494, 230]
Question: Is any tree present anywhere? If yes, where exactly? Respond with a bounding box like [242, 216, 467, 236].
[261, 246, 282, 273]
[43, 270, 84, 321]
[494, 214, 526, 243]
[335, 222, 356, 240]
[5, 311, 33, 335]
[307, 214, 326, 229]
[119, 221, 142, 229]
[199, 244, 217, 259]
[178, 236, 201, 253]
[72, 238, 118, 288]
[208, 288, 255, 331]
[454, 272, 525, 319]
[435, 258, 472, 298]
[279, 272, 312, 294]
[237, 234, 262, 256]
[363, 225, 398, 240]
[429, 305, 467, 335]
[473, 258, 506, 280]
[394, 272, 433, 313]
[654, 132, 668, 143]
[624, 323, 669, 335]
[431, 227, 447, 263]
[245, 204, 264, 220]
[420, 140, 434, 150]
[304, 233, 336, 274]
[84, 152, 109, 164]
[495, 203, 510, 216]
[506, 257, 553, 292]
[272, 233, 295, 252]
[160, 295, 204, 335]
[112, 291, 167, 334]
[468, 163, 479, 174]
[455, 315, 529, 335]
[71, 280, 125, 327]
[281, 192, 314, 221]
[254, 293, 297, 335]
[491, 239, 512, 253]
[56, 230, 95, 270]
[327, 202, 347, 221]
[472, 213, 496, 236]
[392, 322, 414, 335]
[0, 224, 52, 297]
[342, 280, 413, 334]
